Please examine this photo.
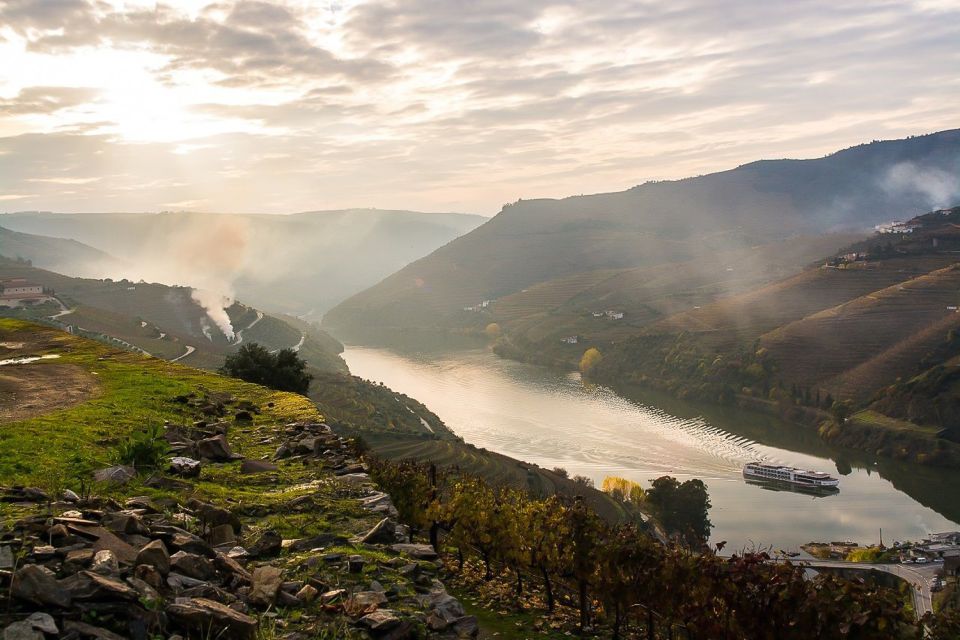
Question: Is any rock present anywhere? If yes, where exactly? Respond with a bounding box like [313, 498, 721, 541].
[207, 523, 236, 546]
[63, 489, 80, 502]
[247, 530, 282, 558]
[69, 524, 137, 564]
[352, 591, 388, 608]
[428, 591, 466, 624]
[335, 463, 365, 476]
[92, 465, 136, 484]
[24, 613, 57, 636]
[234, 409, 254, 422]
[90, 549, 119, 575]
[2, 621, 43, 640]
[286, 532, 348, 552]
[348, 555, 365, 573]
[134, 564, 165, 590]
[169, 532, 215, 558]
[187, 499, 241, 532]
[167, 572, 209, 590]
[240, 459, 277, 474]
[196, 434, 240, 461]
[0, 545, 13, 570]
[360, 518, 397, 545]
[274, 443, 291, 459]
[295, 584, 318, 603]
[249, 565, 282, 607]
[171, 551, 216, 581]
[359, 609, 400, 632]
[63, 620, 131, 640]
[320, 588, 347, 604]
[169, 456, 202, 478]
[102, 510, 149, 535]
[391, 543, 438, 560]
[166, 597, 257, 639]
[136, 539, 170, 575]
[214, 552, 252, 582]
[452, 616, 479, 638]
[293, 437, 317, 455]
[64, 548, 95, 571]
[65, 571, 140, 601]
[11, 565, 71, 608]
[127, 576, 161, 601]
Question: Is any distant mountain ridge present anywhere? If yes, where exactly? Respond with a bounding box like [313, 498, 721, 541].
[0, 225, 126, 277]
[0, 208, 486, 319]
[324, 129, 960, 337]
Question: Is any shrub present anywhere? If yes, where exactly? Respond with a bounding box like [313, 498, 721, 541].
[115, 424, 168, 471]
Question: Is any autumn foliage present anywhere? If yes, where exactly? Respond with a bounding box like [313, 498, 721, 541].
[367, 457, 948, 639]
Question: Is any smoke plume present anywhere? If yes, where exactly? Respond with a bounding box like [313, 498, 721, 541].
[191, 288, 235, 341]
[884, 162, 960, 209]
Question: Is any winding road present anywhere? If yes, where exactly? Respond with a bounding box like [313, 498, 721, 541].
[233, 311, 264, 346]
[171, 345, 196, 362]
[788, 557, 936, 618]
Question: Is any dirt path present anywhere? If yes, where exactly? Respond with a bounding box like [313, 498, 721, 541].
[0, 363, 100, 423]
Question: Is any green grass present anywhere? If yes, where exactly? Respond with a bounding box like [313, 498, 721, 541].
[0, 318, 318, 488]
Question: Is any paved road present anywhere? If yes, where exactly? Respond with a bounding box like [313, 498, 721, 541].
[171, 345, 196, 362]
[793, 558, 936, 618]
[233, 311, 264, 346]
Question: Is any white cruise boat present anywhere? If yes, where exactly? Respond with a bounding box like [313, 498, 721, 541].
[743, 462, 840, 489]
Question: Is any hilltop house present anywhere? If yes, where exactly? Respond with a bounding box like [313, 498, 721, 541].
[0, 278, 44, 300]
[560, 335, 580, 345]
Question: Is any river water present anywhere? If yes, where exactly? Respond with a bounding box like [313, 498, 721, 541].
[343, 346, 960, 552]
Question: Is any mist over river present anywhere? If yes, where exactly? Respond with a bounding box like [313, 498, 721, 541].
[343, 346, 960, 552]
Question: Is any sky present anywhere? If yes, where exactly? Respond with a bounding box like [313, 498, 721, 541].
[0, 0, 958, 215]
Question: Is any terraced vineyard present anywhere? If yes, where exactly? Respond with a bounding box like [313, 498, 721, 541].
[760, 264, 960, 396]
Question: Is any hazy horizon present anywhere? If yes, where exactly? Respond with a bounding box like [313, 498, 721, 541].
[2, 0, 958, 214]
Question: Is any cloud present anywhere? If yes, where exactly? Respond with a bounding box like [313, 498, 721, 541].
[0, 1, 957, 213]
[0, 86, 99, 115]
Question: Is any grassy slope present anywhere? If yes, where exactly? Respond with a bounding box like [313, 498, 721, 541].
[0, 318, 318, 488]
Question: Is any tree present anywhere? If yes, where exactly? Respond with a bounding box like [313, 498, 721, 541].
[220, 343, 313, 395]
[580, 347, 603, 374]
[645, 476, 711, 546]
[484, 322, 501, 339]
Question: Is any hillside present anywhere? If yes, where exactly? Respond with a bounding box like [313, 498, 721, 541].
[0, 208, 486, 319]
[589, 207, 960, 467]
[325, 129, 960, 337]
[0, 258, 347, 374]
[0, 319, 495, 638]
[0, 225, 125, 277]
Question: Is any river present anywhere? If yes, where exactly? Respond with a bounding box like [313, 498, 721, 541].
[343, 345, 960, 552]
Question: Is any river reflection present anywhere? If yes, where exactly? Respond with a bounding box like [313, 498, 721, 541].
[342, 345, 960, 552]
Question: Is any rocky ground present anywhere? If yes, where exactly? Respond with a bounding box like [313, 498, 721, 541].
[0, 390, 478, 639]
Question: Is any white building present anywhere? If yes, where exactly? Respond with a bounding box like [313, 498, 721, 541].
[0, 279, 44, 299]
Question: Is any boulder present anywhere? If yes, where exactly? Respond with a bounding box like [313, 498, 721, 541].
[214, 552, 252, 582]
[102, 511, 149, 535]
[359, 609, 400, 632]
[92, 465, 136, 485]
[196, 435, 240, 461]
[320, 588, 347, 604]
[247, 530, 282, 558]
[2, 621, 43, 640]
[207, 523, 236, 546]
[11, 565, 71, 608]
[248, 565, 282, 607]
[170, 551, 216, 581]
[63, 571, 139, 601]
[453, 616, 479, 638]
[348, 555, 365, 573]
[295, 584, 318, 603]
[240, 459, 278, 474]
[63, 489, 81, 502]
[0, 545, 14, 570]
[391, 543, 438, 560]
[166, 597, 257, 639]
[352, 591, 388, 608]
[187, 499, 241, 532]
[24, 614, 57, 636]
[169, 457, 202, 478]
[90, 549, 119, 575]
[136, 539, 170, 575]
[359, 518, 397, 545]
[62, 621, 127, 640]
